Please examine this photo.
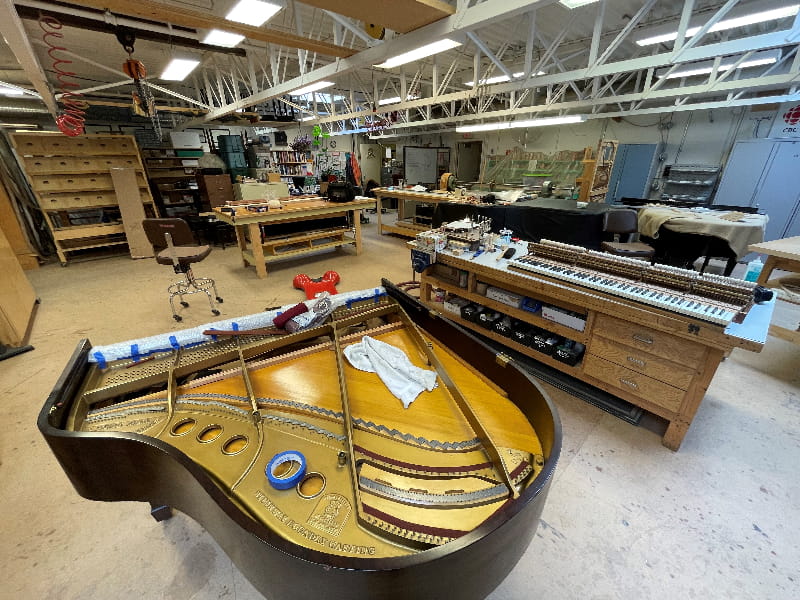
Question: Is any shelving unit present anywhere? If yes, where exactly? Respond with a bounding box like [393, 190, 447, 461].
[11, 133, 158, 265]
[142, 147, 202, 218]
[661, 164, 720, 205]
[267, 149, 313, 182]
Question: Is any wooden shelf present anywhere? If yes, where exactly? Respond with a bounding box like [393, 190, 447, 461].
[11, 133, 157, 264]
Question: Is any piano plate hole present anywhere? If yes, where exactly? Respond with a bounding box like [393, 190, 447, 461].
[171, 419, 196, 436]
[197, 424, 223, 443]
[297, 472, 326, 499]
[222, 435, 248, 455]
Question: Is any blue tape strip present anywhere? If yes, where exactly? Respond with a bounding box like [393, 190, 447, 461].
[206, 328, 218, 341]
[130, 344, 140, 361]
[92, 351, 107, 370]
[232, 322, 240, 331]
[265, 450, 307, 491]
[169, 336, 180, 350]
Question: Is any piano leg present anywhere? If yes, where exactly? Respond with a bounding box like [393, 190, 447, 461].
[149, 503, 173, 522]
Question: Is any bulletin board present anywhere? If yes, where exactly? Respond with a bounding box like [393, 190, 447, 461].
[403, 146, 439, 186]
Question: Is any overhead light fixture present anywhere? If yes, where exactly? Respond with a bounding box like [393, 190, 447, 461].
[464, 71, 547, 86]
[559, 0, 601, 8]
[636, 4, 800, 46]
[0, 85, 25, 96]
[657, 50, 780, 78]
[377, 94, 419, 106]
[456, 115, 585, 133]
[299, 114, 321, 121]
[202, 29, 245, 48]
[375, 39, 462, 69]
[226, 0, 282, 27]
[290, 81, 334, 96]
[160, 58, 200, 81]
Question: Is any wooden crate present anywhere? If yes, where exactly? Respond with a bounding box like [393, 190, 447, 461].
[11, 133, 157, 265]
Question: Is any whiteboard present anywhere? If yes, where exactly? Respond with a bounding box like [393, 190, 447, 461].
[404, 146, 438, 186]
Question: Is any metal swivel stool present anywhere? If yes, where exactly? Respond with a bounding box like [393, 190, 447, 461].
[142, 218, 223, 322]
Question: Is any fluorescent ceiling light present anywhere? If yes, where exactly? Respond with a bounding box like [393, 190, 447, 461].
[202, 29, 245, 47]
[464, 71, 547, 86]
[299, 115, 320, 121]
[0, 85, 25, 96]
[658, 51, 780, 78]
[559, 0, 601, 8]
[377, 95, 418, 105]
[226, 0, 282, 27]
[160, 58, 200, 81]
[636, 5, 800, 46]
[375, 39, 461, 69]
[456, 115, 585, 133]
[290, 81, 334, 96]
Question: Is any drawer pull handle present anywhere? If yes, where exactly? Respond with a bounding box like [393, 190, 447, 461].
[632, 334, 654, 345]
[620, 378, 639, 389]
[627, 356, 646, 368]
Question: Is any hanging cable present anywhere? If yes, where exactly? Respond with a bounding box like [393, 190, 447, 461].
[38, 14, 87, 137]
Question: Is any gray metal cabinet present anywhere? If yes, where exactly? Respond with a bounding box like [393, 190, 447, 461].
[605, 143, 662, 203]
[714, 139, 800, 241]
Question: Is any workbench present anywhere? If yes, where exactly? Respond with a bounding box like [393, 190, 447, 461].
[416, 241, 774, 450]
[212, 197, 376, 278]
[749, 236, 800, 345]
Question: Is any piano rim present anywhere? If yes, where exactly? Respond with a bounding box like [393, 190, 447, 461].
[36, 282, 562, 591]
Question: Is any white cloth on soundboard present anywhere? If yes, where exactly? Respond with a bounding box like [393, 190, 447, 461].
[343, 336, 437, 409]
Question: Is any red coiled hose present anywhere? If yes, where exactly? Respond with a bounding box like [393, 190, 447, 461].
[39, 14, 87, 136]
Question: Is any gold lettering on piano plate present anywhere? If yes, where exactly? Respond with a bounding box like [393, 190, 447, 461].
[254, 490, 373, 555]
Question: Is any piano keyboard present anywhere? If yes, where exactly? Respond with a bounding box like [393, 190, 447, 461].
[507, 241, 757, 326]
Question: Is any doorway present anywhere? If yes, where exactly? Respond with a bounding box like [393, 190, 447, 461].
[456, 141, 482, 183]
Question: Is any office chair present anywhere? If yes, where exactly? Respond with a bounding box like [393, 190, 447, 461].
[600, 209, 655, 261]
[142, 218, 223, 322]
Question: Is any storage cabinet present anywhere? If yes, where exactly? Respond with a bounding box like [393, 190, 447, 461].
[197, 173, 233, 209]
[714, 139, 800, 241]
[11, 133, 158, 265]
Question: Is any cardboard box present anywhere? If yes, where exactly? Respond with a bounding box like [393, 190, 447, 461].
[443, 295, 470, 316]
[486, 286, 523, 308]
[541, 305, 586, 332]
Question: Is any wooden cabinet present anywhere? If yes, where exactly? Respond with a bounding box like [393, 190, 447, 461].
[197, 174, 233, 209]
[142, 147, 202, 218]
[11, 133, 157, 265]
[418, 249, 768, 451]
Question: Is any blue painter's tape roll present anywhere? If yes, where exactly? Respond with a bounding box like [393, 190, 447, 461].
[265, 451, 306, 490]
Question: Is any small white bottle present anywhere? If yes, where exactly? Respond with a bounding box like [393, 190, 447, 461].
[744, 256, 763, 282]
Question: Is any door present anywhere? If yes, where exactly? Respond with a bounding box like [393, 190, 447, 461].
[714, 140, 777, 207]
[752, 140, 800, 241]
[456, 142, 482, 183]
[605, 143, 661, 203]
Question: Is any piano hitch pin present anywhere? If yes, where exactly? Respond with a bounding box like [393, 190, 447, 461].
[338, 451, 347, 467]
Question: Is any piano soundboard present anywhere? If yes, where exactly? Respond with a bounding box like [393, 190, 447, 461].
[508, 240, 761, 326]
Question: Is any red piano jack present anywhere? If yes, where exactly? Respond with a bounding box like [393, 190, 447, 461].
[293, 271, 340, 299]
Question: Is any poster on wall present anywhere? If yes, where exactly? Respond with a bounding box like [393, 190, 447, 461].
[768, 102, 800, 138]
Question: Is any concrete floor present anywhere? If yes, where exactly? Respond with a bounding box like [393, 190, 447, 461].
[1, 218, 798, 600]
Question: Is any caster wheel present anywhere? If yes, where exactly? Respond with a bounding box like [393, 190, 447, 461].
[173, 314, 182, 322]
[216, 297, 224, 303]
[212, 309, 220, 316]
[180, 301, 190, 308]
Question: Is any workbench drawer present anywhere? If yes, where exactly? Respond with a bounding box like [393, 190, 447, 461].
[588, 335, 697, 390]
[592, 314, 706, 368]
[583, 354, 686, 414]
